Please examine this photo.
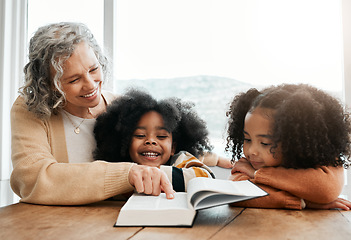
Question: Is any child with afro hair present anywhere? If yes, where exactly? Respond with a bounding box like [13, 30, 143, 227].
[93, 89, 231, 192]
[226, 83, 351, 210]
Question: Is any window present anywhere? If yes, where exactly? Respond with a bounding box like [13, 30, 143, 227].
[113, 0, 344, 156]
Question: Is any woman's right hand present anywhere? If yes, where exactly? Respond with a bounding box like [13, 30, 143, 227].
[128, 165, 175, 199]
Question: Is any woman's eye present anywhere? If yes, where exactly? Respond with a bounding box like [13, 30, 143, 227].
[69, 78, 79, 84]
[261, 142, 272, 146]
[90, 66, 99, 72]
[244, 138, 251, 142]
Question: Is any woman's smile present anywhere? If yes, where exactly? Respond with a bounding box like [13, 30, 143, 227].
[81, 85, 99, 99]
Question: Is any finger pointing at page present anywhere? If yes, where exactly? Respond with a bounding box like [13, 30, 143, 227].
[160, 171, 174, 199]
[128, 165, 174, 199]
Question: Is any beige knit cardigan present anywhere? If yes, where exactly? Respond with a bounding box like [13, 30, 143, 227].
[10, 91, 135, 205]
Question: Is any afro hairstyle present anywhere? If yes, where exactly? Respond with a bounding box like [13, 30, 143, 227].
[93, 88, 213, 163]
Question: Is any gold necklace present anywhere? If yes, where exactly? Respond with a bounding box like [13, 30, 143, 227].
[62, 110, 90, 134]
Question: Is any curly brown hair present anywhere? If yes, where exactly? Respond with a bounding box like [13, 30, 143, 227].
[226, 84, 351, 169]
[93, 88, 213, 163]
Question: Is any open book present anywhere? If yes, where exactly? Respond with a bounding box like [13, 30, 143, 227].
[115, 178, 267, 227]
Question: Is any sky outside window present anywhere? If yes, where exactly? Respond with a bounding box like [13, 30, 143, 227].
[114, 0, 343, 93]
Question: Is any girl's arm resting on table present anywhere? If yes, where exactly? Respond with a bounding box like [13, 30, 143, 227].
[229, 171, 302, 209]
[229, 180, 303, 210]
[231, 157, 344, 203]
[254, 166, 345, 203]
[230, 172, 351, 210]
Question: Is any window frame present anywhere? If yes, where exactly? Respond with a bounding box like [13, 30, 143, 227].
[0, 0, 27, 180]
[342, 0, 351, 197]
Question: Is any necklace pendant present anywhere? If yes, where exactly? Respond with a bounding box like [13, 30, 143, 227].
[74, 127, 80, 134]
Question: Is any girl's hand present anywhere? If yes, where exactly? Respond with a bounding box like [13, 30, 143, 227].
[305, 198, 351, 210]
[228, 171, 248, 181]
[128, 164, 175, 199]
[217, 156, 233, 168]
[231, 158, 256, 178]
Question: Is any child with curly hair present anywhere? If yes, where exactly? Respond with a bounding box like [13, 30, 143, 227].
[226, 83, 351, 210]
[93, 89, 232, 192]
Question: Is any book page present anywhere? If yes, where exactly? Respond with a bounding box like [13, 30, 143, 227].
[123, 192, 189, 210]
[208, 166, 231, 180]
[186, 178, 267, 210]
[191, 192, 259, 210]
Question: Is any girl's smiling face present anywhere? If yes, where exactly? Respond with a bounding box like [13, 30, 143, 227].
[129, 111, 176, 167]
[243, 107, 282, 170]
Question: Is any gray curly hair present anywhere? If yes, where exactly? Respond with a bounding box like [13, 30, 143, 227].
[20, 22, 111, 119]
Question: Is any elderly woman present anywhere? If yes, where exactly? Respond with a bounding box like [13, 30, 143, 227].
[10, 22, 174, 205]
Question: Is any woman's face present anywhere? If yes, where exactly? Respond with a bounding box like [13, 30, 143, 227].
[129, 111, 176, 167]
[242, 107, 282, 170]
[58, 42, 103, 117]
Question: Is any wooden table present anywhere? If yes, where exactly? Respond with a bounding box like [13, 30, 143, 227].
[1, 200, 350, 240]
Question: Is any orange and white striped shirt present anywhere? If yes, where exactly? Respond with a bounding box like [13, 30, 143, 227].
[160, 151, 217, 191]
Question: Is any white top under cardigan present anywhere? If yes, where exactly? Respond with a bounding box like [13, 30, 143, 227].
[61, 110, 96, 163]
